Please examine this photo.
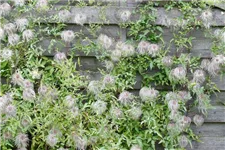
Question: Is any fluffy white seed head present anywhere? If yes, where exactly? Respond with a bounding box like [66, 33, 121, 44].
[200, 10, 213, 28]
[74, 13, 87, 26]
[46, 134, 58, 147]
[118, 10, 131, 22]
[64, 95, 76, 108]
[169, 110, 181, 121]
[0, 3, 12, 16]
[92, 100, 107, 115]
[111, 49, 122, 62]
[177, 116, 191, 130]
[5, 104, 17, 117]
[8, 34, 20, 45]
[1, 48, 13, 60]
[200, 59, 210, 70]
[13, 0, 25, 7]
[162, 56, 173, 67]
[22, 30, 34, 41]
[88, 80, 101, 94]
[54, 52, 67, 62]
[168, 100, 179, 111]
[130, 145, 142, 150]
[49, 128, 62, 137]
[165, 92, 178, 102]
[0, 27, 5, 39]
[115, 41, 124, 50]
[38, 85, 48, 96]
[170, 66, 186, 80]
[15, 18, 29, 32]
[12, 71, 24, 86]
[110, 107, 123, 119]
[178, 135, 189, 148]
[58, 10, 71, 22]
[193, 69, 206, 84]
[0, 97, 8, 112]
[70, 106, 79, 118]
[128, 107, 142, 120]
[139, 87, 159, 102]
[137, 41, 151, 54]
[121, 43, 135, 57]
[36, 0, 48, 10]
[148, 44, 160, 57]
[61, 30, 75, 43]
[15, 133, 29, 148]
[72, 135, 87, 150]
[103, 74, 115, 87]
[177, 91, 192, 102]
[97, 34, 113, 49]
[4, 23, 16, 35]
[118, 91, 133, 105]
[31, 69, 41, 79]
[23, 88, 36, 101]
[21, 117, 31, 128]
[193, 114, 204, 127]
[22, 79, 34, 89]
[104, 60, 114, 71]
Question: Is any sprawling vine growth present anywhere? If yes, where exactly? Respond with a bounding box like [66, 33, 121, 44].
[0, 0, 224, 150]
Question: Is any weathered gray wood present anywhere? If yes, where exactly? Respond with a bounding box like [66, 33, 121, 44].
[187, 137, 225, 150]
[30, 6, 225, 26]
[191, 123, 225, 137]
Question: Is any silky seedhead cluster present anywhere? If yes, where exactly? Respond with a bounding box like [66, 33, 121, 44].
[0, 0, 224, 150]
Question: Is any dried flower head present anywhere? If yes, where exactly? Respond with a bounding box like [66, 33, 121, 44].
[15, 133, 29, 148]
[5, 104, 17, 117]
[92, 100, 107, 115]
[118, 91, 133, 105]
[193, 69, 205, 84]
[58, 10, 71, 22]
[118, 10, 131, 22]
[64, 95, 76, 108]
[162, 56, 173, 67]
[0, 3, 12, 16]
[178, 135, 189, 148]
[72, 135, 87, 150]
[168, 100, 179, 111]
[103, 74, 115, 86]
[110, 107, 123, 119]
[22, 79, 34, 89]
[21, 117, 31, 127]
[13, 0, 25, 7]
[61, 30, 75, 43]
[207, 55, 225, 76]
[3, 131, 12, 140]
[97, 34, 113, 49]
[170, 66, 186, 81]
[38, 85, 48, 96]
[165, 92, 178, 101]
[74, 13, 87, 26]
[0, 97, 8, 112]
[177, 91, 192, 102]
[121, 43, 135, 57]
[130, 145, 142, 150]
[12, 71, 24, 86]
[23, 88, 36, 101]
[137, 41, 151, 54]
[31, 69, 41, 79]
[22, 30, 34, 41]
[8, 34, 20, 45]
[167, 123, 181, 136]
[49, 128, 62, 137]
[88, 80, 101, 94]
[70, 106, 79, 117]
[193, 114, 204, 127]
[15, 18, 29, 31]
[46, 134, 58, 147]
[178, 116, 191, 130]
[4, 23, 16, 35]
[111, 49, 122, 62]
[0, 27, 5, 39]
[1, 48, 13, 60]
[169, 110, 181, 121]
[200, 59, 210, 70]
[200, 10, 213, 28]
[36, 0, 48, 10]
[115, 41, 124, 50]
[148, 44, 160, 57]
[129, 106, 142, 120]
[104, 60, 114, 71]
[139, 87, 159, 102]
[54, 52, 67, 62]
